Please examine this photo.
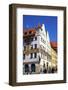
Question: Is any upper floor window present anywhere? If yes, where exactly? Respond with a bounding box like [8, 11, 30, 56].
[34, 52, 37, 58]
[41, 37, 46, 44]
[31, 45, 33, 49]
[23, 54, 25, 59]
[24, 39, 26, 42]
[30, 53, 33, 59]
[35, 44, 37, 49]
[35, 37, 37, 40]
[29, 31, 32, 34]
[24, 46, 26, 51]
[41, 28, 43, 31]
[30, 38, 33, 42]
[24, 32, 27, 35]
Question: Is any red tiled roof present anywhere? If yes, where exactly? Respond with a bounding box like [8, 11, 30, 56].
[50, 42, 57, 48]
[23, 29, 36, 37]
[23, 29, 36, 33]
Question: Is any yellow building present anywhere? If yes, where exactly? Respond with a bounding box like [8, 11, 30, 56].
[51, 47, 57, 70]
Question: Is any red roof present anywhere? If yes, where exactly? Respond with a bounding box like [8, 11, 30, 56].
[23, 29, 36, 33]
[50, 42, 57, 48]
[23, 29, 36, 37]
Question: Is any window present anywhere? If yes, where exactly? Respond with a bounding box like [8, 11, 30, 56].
[34, 52, 37, 58]
[41, 28, 43, 31]
[30, 53, 33, 59]
[35, 37, 37, 40]
[23, 54, 25, 59]
[31, 45, 33, 49]
[24, 39, 26, 42]
[30, 38, 33, 41]
[25, 64, 29, 73]
[24, 32, 27, 35]
[24, 46, 26, 51]
[35, 44, 37, 49]
[31, 64, 35, 72]
[29, 31, 32, 34]
[41, 37, 46, 44]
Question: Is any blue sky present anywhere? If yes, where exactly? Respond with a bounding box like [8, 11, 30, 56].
[23, 15, 57, 42]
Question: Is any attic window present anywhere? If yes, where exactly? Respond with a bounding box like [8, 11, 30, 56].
[29, 31, 32, 34]
[24, 32, 27, 35]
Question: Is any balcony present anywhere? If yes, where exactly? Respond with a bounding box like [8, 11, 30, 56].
[23, 48, 39, 55]
[23, 57, 39, 64]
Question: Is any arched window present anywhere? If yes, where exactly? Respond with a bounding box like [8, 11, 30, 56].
[31, 64, 35, 72]
[25, 64, 29, 73]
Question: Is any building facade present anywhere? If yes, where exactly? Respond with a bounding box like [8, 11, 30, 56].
[51, 47, 57, 73]
[23, 24, 54, 74]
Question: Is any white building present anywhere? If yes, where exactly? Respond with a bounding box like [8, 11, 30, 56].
[23, 24, 51, 74]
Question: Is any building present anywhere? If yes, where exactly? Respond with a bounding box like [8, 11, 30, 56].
[51, 42, 57, 73]
[23, 24, 52, 74]
[50, 42, 57, 52]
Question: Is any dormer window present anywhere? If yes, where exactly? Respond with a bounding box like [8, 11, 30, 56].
[29, 31, 32, 34]
[24, 32, 27, 35]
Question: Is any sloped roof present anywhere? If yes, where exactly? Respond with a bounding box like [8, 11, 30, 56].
[23, 29, 36, 33]
[50, 42, 57, 48]
[23, 29, 36, 37]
